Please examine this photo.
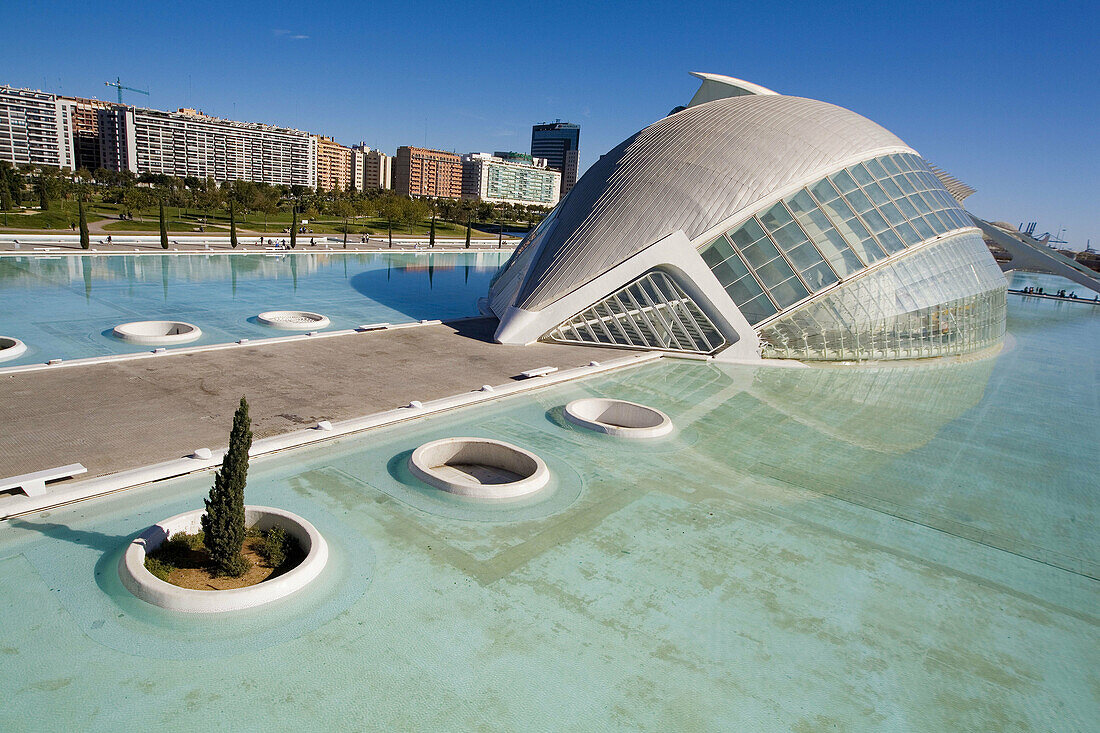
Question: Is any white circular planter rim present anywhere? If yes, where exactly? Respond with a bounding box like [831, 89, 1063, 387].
[113, 320, 202, 345]
[118, 505, 328, 613]
[408, 437, 550, 498]
[0, 336, 27, 362]
[564, 398, 673, 439]
[257, 310, 331, 330]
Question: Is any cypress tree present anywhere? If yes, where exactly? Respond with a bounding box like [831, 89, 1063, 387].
[464, 214, 471, 249]
[290, 207, 298, 249]
[201, 396, 252, 577]
[159, 200, 169, 249]
[229, 199, 238, 248]
[429, 212, 436, 249]
[78, 200, 90, 249]
[0, 173, 11, 212]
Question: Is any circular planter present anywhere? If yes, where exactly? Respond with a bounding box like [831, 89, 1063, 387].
[118, 506, 328, 613]
[113, 320, 202, 345]
[0, 336, 28, 362]
[257, 310, 331, 330]
[564, 398, 673, 439]
[408, 437, 549, 498]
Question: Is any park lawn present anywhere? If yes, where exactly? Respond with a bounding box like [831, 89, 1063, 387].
[0, 207, 105, 230]
[102, 219, 228, 232]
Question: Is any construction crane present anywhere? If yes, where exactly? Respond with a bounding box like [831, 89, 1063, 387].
[104, 77, 149, 105]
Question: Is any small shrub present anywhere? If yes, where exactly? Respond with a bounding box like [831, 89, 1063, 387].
[219, 553, 251, 578]
[258, 525, 291, 567]
[144, 556, 173, 581]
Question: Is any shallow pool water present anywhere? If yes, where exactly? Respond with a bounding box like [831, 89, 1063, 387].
[0, 279, 1097, 729]
[0, 251, 507, 366]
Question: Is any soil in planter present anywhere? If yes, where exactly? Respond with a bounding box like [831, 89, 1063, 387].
[147, 531, 305, 591]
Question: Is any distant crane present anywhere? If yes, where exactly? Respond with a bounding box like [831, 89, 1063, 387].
[104, 77, 149, 105]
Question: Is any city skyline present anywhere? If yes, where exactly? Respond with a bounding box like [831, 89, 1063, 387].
[1, 0, 1095, 247]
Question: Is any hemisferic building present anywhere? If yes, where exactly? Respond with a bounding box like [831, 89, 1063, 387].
[486, 73, 1006, 362]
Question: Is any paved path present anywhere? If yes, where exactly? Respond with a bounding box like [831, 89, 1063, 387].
[0, 318, 610, 483]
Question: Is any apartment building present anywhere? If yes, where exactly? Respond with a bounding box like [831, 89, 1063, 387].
[315, 135, 352, 191]
[0, 86, 74, 170]
[98, 106, 317, 186]
[394, 146, 461, 198]
[352, 144, 392, 191]
[61, 96, 115, 171]
[461, 152, 560, 206]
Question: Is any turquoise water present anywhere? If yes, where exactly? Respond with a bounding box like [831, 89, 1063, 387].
[0, 251, 507, 366]
[0, 284, 1097, 729]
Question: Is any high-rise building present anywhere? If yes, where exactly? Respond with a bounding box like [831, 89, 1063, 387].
[97, 106, 317, 187]
[461, 152, 561, 206]
[314, 135, 352, 191]
[0, 86, 74, 170]
[531, 121, 580, 197]
[352, 145, 392, 191]
[394, 146, 461, 198]
[61, 96, 115, 171]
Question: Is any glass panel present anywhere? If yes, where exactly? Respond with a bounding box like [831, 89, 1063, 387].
[816, 234, 865, 278]
[770, 221, 809, 252]
[895, 174, 917, 195]
[758, 231, 1006, 361]
[755, 257, 799, 290]
[849, 164, 874, 186]
[844, 188, 874, 214]
[864, 181, 891, 207]
[896, 196, 920, 220]
[876, 228, 906, 254]
[879, 201, 907, 227]
[738, 292, 778, 325]
[725, 272, 765, 304]
[895, 220, 923, 246]
[700, 235, 735, 267]
[864, 157, 888, 179]
[880, 156, 901, 175]
[759, 203, 794, 232]
[811, 178, 840, 203]
[911, 216, 936, 240]
[831, 169, 858, 194]
[769, 276, 810, 309]
[728, 219, 766, 249]
[800, 260, 840, 291]
[785, 240, 826, 271]
[860, 208, 890, 233]
[785, 190, 818, 216]
[711, 256, 749, 287]
[794, 208, 833, 242]
[880, 177, 904, 199]
[740, 236, 783, 270]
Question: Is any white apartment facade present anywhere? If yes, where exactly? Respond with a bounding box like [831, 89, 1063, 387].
[98, 106, 317, 187]
[461, 152, 560, 206]
[0, 86, 75, 170]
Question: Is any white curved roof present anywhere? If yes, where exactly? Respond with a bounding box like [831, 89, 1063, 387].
[499, 94, 914, 312]
[687, 72, 779, 106]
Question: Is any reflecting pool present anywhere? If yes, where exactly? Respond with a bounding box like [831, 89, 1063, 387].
[0, 251, 507, 366]
[0, 282, 1096, 729]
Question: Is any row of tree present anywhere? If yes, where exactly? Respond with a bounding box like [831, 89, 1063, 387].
[0, 162, 552, 229]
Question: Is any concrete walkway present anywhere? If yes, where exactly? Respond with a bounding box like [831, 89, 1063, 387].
[0, 318, 611, 484]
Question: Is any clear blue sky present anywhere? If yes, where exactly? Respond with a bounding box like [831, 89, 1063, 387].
[3, 0, 1096, 248]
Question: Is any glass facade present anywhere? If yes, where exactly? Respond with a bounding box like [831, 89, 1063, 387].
[699, 152, 977, 327]
[548, 270, 726, 354]
[757, 232, 1007, 360]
